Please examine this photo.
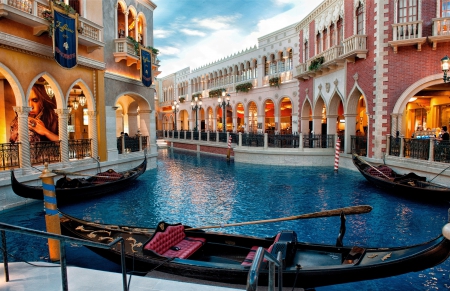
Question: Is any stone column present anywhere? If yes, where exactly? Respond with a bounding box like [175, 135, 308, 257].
[327, 114, 338, 135]
[344, 113, 357, 154]
[87, 110, 99, 159]
[13, 106, 32, 172]
[391, 113, 398, 136]
[128, 112, 139, 136]
[55, 109, 69, 163]
[106, 106, 119, 161]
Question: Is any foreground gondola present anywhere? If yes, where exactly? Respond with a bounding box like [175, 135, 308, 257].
[59, 210, 450, 289]
[352, 154, 450, 201]
[11, 156, 146, 204]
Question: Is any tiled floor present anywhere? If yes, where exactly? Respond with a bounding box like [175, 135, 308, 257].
[0, 262, 244, 291]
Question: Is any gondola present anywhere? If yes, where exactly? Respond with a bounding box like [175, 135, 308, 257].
[59, 209, 450, 289]
[352, 154, 450, 201]
[10, 157, 146, 204]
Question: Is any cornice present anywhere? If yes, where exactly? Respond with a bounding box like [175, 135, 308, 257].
[105, 71, 155, 89]
[295, 0, 340, 32]
[0, 32, 105, 70]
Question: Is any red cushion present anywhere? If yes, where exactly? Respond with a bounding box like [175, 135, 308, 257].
[162, 237, 206, 259]
[144, 225, 185, 254]
[242, 233, 282, 266]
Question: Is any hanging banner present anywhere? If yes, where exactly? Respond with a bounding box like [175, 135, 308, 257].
[140, 47, 153, 87]
[53, 9, 78, 69]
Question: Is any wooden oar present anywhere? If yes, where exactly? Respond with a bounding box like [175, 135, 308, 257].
[185, 205, 372, 231]
[353, 154, 392, 180]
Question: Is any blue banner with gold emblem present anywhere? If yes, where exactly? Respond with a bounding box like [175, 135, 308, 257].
[140, 47, 152, 87]
[53, 10, 77, 69]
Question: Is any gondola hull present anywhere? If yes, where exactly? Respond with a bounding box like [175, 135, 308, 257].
[60, 212, 450, 288]
[11, 157, 146, 204]
[352, 154, 450, 201]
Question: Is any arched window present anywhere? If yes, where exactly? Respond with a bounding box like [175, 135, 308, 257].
[304, 41, 309, 62]
[356, 2, 364, 34]
[270, 54, 276, 75]
[330, 24, 335, 46]
[264, 57, 269, 76]
[287, 49, 293, 70]
[316, 32, 322, 54]
[253, 60, 258, 79]
[337, 17, 343, 44]
[278, 52, 285, 72]
[323, 28, 328, 51]
[69, 0, 81, 15]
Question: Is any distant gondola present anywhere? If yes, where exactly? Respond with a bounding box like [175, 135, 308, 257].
[10, 157, 146, 204]
[352, 154, 450, 201]
[59, 210, 450, 289]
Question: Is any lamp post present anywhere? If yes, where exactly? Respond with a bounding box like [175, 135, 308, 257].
[172, 100, 179, 131]
[191, 96, 202, 131]
[218, 89, 230, 133]
[441, 55, 450, 82]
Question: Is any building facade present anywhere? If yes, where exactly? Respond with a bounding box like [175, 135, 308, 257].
[0, 0, 159, 176]
[157, 0, 450, 166]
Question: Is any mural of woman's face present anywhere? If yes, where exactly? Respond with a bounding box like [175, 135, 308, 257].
[28, 89, 42, 117]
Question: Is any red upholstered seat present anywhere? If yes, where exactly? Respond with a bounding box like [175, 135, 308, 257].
[367, 166, 393, 178]
[143, 224, 205, 259]
[241, 233, 281, 266]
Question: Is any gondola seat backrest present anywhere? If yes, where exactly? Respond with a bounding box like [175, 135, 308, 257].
[241, 232, 283, 267]
[143, 221, 205, 259]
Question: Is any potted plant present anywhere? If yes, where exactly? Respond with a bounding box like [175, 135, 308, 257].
[208, 88, 225, 98]
[308, 56, 325, 71]
[235, 82, 253, 93]
[269, 77, 280, 88]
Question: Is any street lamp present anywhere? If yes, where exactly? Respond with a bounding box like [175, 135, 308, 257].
[172, 100, 180, 131]
[441, 55, 450, 82]
[191, 95, 202, 131]
[218, 89, 230, 133]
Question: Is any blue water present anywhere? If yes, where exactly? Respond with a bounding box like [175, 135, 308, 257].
[1, 149, 450, 290]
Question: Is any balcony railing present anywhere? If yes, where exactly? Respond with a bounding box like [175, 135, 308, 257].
[341, 35, 368, 61]
[262, 70, 293, 86]
[68, 139, 91, 160]
[429, 17, 450, 50]
[0, 142, 20, 171]
[389, 20, 426, 53]
[113, 38, 139, 66]
[295, 45, 344, 80]
[0, 0, 104, 50]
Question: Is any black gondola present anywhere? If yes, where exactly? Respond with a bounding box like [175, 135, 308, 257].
[352, 154, 450, 201]
[59, 211, 450, 289]
[10, 157, 146, 204]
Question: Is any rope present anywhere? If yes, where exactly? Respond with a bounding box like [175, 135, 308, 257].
[429, 165, 450, 182]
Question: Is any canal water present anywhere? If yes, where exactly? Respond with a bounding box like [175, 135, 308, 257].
[0, 149, 449, 290]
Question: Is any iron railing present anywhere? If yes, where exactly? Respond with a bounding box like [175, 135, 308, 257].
[30, 141, 61, 165]
[117, 135, 148, 154]
[268, 133, 299, 148]
[303, 134, 335, 148]
[246, 248, 282, 291]
[0, 142, 20, 171]
[351, 135, 367, 156]
[68, 139, 91, 159]
[0, 222, 128, 291]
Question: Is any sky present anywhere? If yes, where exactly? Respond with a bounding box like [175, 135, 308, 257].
[152, 0, 320, 78]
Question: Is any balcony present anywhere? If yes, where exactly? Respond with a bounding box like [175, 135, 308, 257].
[341, 35, 368, 62]
[262, 70, 293, 86]
[388, 20, 426, 53]
[294, 45, 344, 80]
[113, 37, 139, 66]
[428, 17, 450, 50]
[0, 0, 104, 52]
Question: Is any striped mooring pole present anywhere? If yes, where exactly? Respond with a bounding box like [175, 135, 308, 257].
[227, 135, 232, 161]
[334, 138, 341, 172]
[39, 162, 61, 262]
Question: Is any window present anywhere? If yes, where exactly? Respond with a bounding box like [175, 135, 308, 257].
[264, 57, 269, 76]
[316, 33, 322, 54]
[443, 0, 450, 17]
[356, 2, 364, 34]
[323, 29, 328, 51]
[69, 0, 80, 15]
[398, 0, 418, 23]
[279, 52, 285, 72]
[330, 24, 335, 47]
[83, 108, 88, 125]
[287, 49, 293, 70]
[337, 18, 343, 44]
[304, 41, 309, 62]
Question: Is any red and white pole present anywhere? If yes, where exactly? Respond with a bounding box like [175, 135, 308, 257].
[227, 135, 232, 160]
[334, 138, 341, 172]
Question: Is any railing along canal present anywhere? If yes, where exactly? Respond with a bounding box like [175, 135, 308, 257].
[246, 247, 283, 291]
[0, 222, 128, 291]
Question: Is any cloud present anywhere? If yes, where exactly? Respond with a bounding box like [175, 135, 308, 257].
[154, 29, 173, 39]
[193, 15, 240, 30]
[180, 29, 206, 37]
[158, 46, 180, 56]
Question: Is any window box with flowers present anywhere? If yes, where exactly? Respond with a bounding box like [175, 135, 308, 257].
[235, 82, 253, 93]
[179, 97, 185, 103]
[192, 93, 202, 100]
[42, 1, 77, 36]
[269, 77, 280, 88]
[308, 56, 325, 71]
[208, 88, 226, 98]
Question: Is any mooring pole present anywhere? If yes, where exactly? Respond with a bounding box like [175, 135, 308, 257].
[334, 138, 341, 172]
[40, 162, 61, 262]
